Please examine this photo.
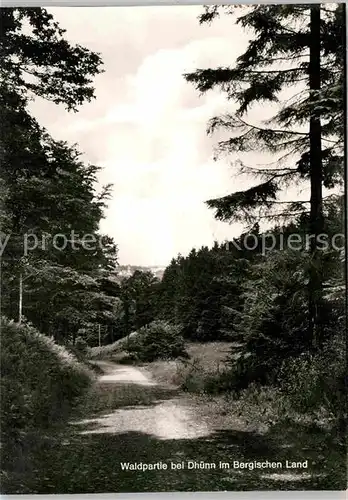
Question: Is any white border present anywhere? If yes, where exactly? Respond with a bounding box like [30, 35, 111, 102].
[0, 0, 344, 6]
[0, 1, 346, 499]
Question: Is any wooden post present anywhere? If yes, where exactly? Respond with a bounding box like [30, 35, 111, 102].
[98, 323, 101, 347]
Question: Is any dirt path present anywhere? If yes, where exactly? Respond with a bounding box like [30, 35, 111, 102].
[7, 360, 338, 494]
[77, 361, 210, 440]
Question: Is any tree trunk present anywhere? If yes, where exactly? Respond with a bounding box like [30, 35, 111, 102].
[124, 297, 130, 336]
[18, 272, 23, 324]
[308, 4, 324, 349]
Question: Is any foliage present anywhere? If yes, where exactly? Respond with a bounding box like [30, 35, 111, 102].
[181, 4, 345, 415]
[278, 334, 346, 436]
[154, 206, 345, 438]
[0, 8, 103, 110]
[0, 10, 345, 485]
[0, 317, 92, 447]
[158, 243, 249, 341]
[120, 270, 160, 336]
[0, 96, 119, 339]
[0, 8, 120, 344]
[220, 331, 346, 442]
[185, 5, 344, 223]
[72, 336, 89, 356]
[226, 239, 343, 384]
[126, 320, 187, 362]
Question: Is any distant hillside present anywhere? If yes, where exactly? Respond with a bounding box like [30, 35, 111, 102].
[116, 265, 166, 281]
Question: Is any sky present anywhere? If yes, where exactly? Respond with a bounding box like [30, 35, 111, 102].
[28, 6, 301, 267]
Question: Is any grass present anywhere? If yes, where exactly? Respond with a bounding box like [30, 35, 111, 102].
[141, 341, 236, 392]
[142, 341, 345, 437]
[3, 353, 345, 494]
[88, 331, 139, 359]
[0, 318, 94, 487]
[95, 340, 240, 392]
[90, 339, 345, 476]
[2, 337, 345, 494]
[186, 341, 233, 366]
[140, 342, 346, 491]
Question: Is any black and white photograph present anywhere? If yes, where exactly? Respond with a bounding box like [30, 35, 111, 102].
[0, 3, 346, 494]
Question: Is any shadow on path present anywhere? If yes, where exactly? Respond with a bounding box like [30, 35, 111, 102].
[3, 363, 345, 494]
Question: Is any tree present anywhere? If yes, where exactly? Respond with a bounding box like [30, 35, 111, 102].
[227, 200, 345, 390]
[185, 4, 345, 347]
[0, 8, 119, 342]
[0, 8, 103, 110]
[0, 92, 118, 337]
[308, 5, 324, 349]
[158, 243, 249, 341]
[120, 271, 159, 334]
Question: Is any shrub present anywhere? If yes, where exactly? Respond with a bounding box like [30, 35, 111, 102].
[224, 248, 344, 392]
[231, 383, 291, 428]
[176, 358, 208, 393]
[230, 250, 311, 388]
[170, 355, 231, 394]
[207, 333, 346, 437]
[0, 317, 93, 442]
[67, 336, 89, 361]
[126, 320, 187, 362]
[74, 336, 88, 355]
[278, 334, 346, 438]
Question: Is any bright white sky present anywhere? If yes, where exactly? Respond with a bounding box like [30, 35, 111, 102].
[29, 6, 305, 266]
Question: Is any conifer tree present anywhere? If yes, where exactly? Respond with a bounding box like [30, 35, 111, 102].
[185, 4, 345, 347]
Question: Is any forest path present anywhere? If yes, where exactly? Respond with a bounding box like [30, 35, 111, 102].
[13, 360, 330, 494]
[77, 360, 211, 440]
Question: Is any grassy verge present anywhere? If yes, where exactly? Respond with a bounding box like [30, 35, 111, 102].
[144, 341, 345, 449]
[0, 318, 94, 486]
[88, 331, 139, 359]
[141, 342, 234, 390]
[142, 341, 346, 490]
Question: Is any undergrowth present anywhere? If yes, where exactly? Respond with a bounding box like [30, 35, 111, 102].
[0, 317, 94, 481]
